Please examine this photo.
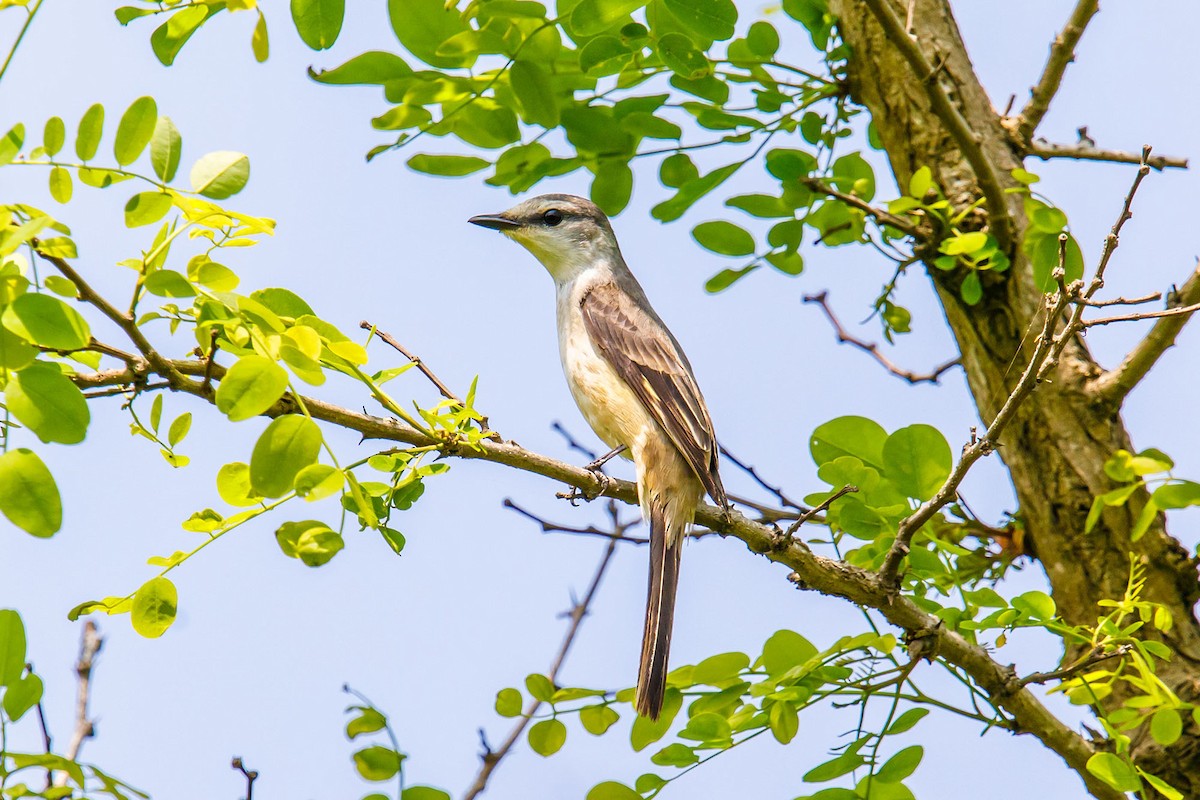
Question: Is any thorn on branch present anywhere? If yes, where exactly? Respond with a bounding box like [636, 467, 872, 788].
[803, 291, 961, 385]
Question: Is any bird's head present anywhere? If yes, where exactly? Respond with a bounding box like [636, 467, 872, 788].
[469, 194, 621, 282]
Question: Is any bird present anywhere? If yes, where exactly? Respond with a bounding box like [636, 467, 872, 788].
[469, 194, 726, 719]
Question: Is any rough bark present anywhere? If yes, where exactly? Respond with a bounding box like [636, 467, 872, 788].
[829, 0, 1200, 793]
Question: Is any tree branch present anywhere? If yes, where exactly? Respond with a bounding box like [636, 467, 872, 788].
[1020, 644, 1133, 687]
[803, 291, 961, 384]
[231, 757, 258, 800]
[801, 178, 923, 238]
[1089, 263, 1200, 401]
[1028, 139, 1188, 171]
[859, 0, 1013, 251]
[1015, 0, 1100, 142]
[52, 621, 102, 788]
[462, 503, 625, 800]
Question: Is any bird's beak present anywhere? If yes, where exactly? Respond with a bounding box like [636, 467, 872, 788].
[468, 213, 521, 231]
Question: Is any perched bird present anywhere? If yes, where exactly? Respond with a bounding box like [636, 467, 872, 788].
[469, 194, 726, 719]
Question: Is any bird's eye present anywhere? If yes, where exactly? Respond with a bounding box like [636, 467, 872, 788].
[542, 209, 564, 226]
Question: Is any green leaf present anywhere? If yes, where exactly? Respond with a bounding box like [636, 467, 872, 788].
[252, 10, 269, 62]
[525, 673, 555, 701]
[150, 4, 214, 66]
[1150, 708, 1182, 746]
[960, 270, 982, 305]
[884, 707, 928, 735]
[579, 35, 631, 74]
[1086, 753, 1142, 793]
[0, 610, 27, 685]
[1140, 772, 1183, 800]
[704, 265, 757, 293]
[510, 60, 560, 127]
[4, 289, 91, 350]
[659, 153, 698, 188]
[387, 0, 471, 68]
[657, 32, 709, 79]
[760, 629, 817, 675]
[495, 687, 523, 717]
[908, 165, 933, 197]
[679, 711, 731, 743]
[653, 161, 740, 221]
[143, 269, 195, 298]
[580, 703, 619, 734]
[308, 51, 412, 85]
[346, 706, 387, 738]
[810, 416, 888, 470]
[745, 20, 779, 56]
[1012, 590, 1055, 620]
[131, 576, 178, 638]
[1152, 481, 1200, 510]
[48, 166, 72, 203]
[124, 191, 173, 228]
[0, 123, 22, 167]
[692, 220, 754, 256]
[591, 160, 633, 216]
[3, 670, 43, 721]
[875, 745, 923, 783]
[276, 520, 344, 566]
[527, 718, 567, 756]
[0, 449, 61, 537]
[691, 651, 749, 684]
[75, 103, 104, 161]
[43, 116, 65, 156]
[651, 742, 699, 767]
[570, 0, 643, 36]
[215, 355, 289, 422]
[804, 752, 865, 783]
[216, 462, 260, 507]
[6, 362, 90, 444]
[663, 0, 736, 40]
[402, 788, 450, 800]
[407, 153, 489, 177]
[250, 415, 322, 498]
[190, 151, 250, 199]
[168, 412, 192, 447]
[765, 147, 817, 180]
[882, 424, 951, 501]
[768, 700, 798, 744]
[586, 782, 641, 800]
[150, 116, 182, 183]
[354, 745, 403, 781]
[630, 689, 681, 750]
[291, 0, 344, 49]
[293, 463, 343, 501]
[113, 96, 157, 166]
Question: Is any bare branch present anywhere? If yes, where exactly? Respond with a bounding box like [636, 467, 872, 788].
[801, 178, 923, 238]
[52, 622, 102, 788]
[463, 503, 625, 800]
[719, 444, 804, 511]
[1015, 0, 1101, 142]
[1085, 147, 1152, 299]
[1029, 139, 1188, 171]
[879, 249, 1077, 589]
[783, 484, 858, 539]
[859, 0, 1014, 251]
[361, 320, 464, 407]
[1021, 644, 1133, 687]
[503, 498, 647, 544]
[231, 757, 258, 800]
[803, 291, 962, 384]
[1081, 292, 1162, 308]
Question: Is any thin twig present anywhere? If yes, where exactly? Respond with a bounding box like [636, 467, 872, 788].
[1015, 0, 1100, 142]
[802, 178, 923, 238]
[1084, 301, 1200, 329]
[784, 484, 858, 539]
[503, 498, 647, 544]
[52, 622, 102, 788]
[860, 0, 1013, 251]
[878, 246, 1076, 589]
[1086, 147, 1152, 298]
[718, 445, 804, 510]
[462, 504, 625, 800]
[1028, 139, 1187, 171]
[803, 291, 961, 384]
[1020, 644, 1133, 687]
[231, 757, 258, 800]
[361, 320, 464, 406]
[1081, 292, 1162, 308]
[551, 421, 599, 462]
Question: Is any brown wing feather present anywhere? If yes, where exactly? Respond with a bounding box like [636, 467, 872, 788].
[580, 282, 726, 506]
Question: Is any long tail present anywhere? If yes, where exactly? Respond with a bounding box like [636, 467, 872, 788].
[636, 500, 682, 720]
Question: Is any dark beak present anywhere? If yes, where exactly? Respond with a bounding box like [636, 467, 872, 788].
[468, 213, 521, 231]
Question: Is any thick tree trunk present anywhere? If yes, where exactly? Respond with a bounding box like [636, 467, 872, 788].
[829, 0, 1200, 793]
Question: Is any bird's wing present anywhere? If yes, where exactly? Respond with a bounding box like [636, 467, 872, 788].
[580, 282, 726, 506]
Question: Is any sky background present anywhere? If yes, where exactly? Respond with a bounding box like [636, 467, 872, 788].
[1, 1, 1198, 798]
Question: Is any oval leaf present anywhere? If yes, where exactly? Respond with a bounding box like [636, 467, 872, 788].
[692, 220, 754, 256]
[131, 576, 178, 638]
[215, 355, 289, 422]
[190, 151, 250, 199]
[113, 96, 158, 166]
[3, 292, 91, 349]
[250, 414, 322, 498]
[6, 362, 90, 445]
[0, 449, 62, 537]
[291, 0, 344, 50]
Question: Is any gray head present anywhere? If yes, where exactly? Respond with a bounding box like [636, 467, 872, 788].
[469, 194, 623, 283]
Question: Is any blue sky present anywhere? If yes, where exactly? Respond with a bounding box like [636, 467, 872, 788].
[1, 1, 1198, 798]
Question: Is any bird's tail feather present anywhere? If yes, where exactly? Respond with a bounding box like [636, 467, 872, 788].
[636, 499, 682, 720]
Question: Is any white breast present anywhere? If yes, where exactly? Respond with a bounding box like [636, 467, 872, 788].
[555, 277, 653, 454]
